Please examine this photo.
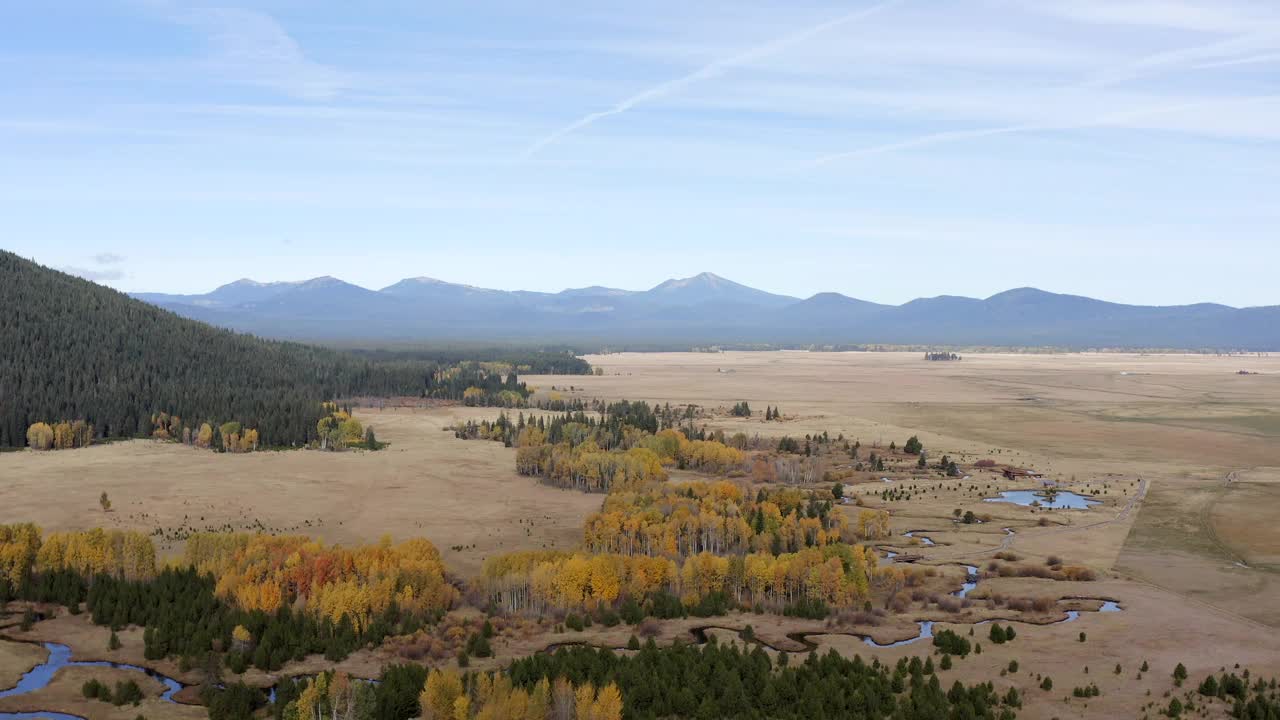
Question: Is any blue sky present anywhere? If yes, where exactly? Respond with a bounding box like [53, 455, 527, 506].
[2, 1, 1278, 306]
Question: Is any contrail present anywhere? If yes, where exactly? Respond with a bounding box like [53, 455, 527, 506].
[806, 124, 1039, 167]
[802, 35, 1280, 170]
[803, 96, 1277, 169]
[519, 0, 902, 159]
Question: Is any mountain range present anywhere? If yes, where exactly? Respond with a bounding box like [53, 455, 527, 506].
[132, 272, 1280, 349]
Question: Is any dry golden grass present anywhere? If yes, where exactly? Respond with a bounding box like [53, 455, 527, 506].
[0, 662, 206, 720]
[3, 350, 1280, 719]
[547, 351, 1280, 614]
[0, 638, 46, 693]
[0, 405, 600, 577]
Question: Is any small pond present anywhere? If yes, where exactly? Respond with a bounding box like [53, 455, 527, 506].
[983, 490, 1100, 510]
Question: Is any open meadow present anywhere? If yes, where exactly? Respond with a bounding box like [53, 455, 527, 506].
[0, 405, 600, 579]
[4, 350, 1280, 719]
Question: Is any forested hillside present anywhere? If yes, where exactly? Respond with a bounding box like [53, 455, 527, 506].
[0, 252, 542, 448]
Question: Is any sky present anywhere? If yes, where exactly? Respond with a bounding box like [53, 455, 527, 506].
[2, 1, 1278, 307]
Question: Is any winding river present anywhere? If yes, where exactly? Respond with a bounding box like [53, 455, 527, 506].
[0, 640, 184, 720]
[3, 543, 1125, 717]
[0, 637, 387, 718]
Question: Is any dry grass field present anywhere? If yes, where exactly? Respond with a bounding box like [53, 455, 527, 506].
[0, 637, 46, 692]
[3, 350, 1280, 718]
[0, 405, 599, 578]
[549, 351, 1280, 620]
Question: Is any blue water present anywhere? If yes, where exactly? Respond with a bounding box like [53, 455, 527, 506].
[955, 566, 979, 599]
[903, 531, 936, 546]
[984, 490, 1100, 509]
[0, 641, 184, 719]
[0, 643, 71, 700]
[864, 621, 933, 648]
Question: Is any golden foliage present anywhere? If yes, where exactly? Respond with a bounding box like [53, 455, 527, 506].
[36, 528, 156, 580]
[0, 523, 42, 585]
[582, 481, 847, 557]
[185, 532, 454, 630]
[26, 423, 53, 450]
[421, 669, 464, 720]
[26, 420, 91, 450]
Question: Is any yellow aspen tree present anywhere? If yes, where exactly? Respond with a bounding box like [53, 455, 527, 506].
[26, 423, 54, 450]
[421, 669, 464, 720]
[591, 683, 623, 720]
[527, 677, 551, 720]
[573, 684, 596, 720]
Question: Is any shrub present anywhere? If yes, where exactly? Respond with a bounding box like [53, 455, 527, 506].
[688, 591, 732, 618]
[932, 629, 971, 657]
[112, 679, 144, 706]
[619, 596, 644, 625]
[782, 597, 830, 620]
[637, 618, 661, 638]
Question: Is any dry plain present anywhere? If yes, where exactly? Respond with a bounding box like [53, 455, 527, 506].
[3, 350, 1280, 718]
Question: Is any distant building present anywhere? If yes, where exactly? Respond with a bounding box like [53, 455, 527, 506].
[1002, 467, 1042, 481]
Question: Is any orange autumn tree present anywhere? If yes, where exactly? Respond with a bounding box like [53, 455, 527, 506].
[184, 533, 454, 631]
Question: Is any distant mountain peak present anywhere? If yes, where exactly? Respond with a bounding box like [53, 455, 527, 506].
[380, 276, 500, 295]
[652, 272, 729, 291]
[296, 276, 347, 288]
[558, 285, 633, 298]
[806, 291, 855, 302]
[127, 272, 1275, 349]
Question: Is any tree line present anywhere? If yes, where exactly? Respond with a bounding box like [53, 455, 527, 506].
[0, 524, 453, 673]
[505, 640, 1016, 720]
[1, 252, 581, 449]
[581, 482, 864, 559]
[456, 402, 746, 494]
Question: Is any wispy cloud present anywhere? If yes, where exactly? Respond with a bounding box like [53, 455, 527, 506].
[93, 252, 125, 265]
[801, 2, 1280, 170]
[803, 95, 1278, 169]
[519, 0, 901, 158]
[152, 3, 347, 100]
